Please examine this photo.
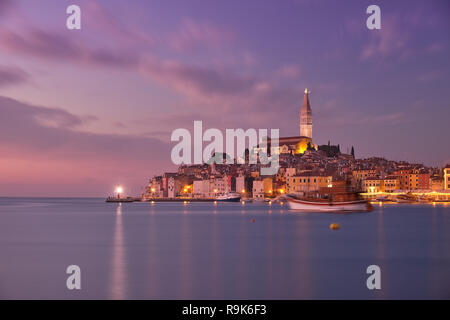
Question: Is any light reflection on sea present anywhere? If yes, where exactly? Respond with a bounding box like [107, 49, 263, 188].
[0, 197, 449, 299]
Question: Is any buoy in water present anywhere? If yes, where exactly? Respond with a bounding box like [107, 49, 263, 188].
[330, 223, 340, 230]
[250, 218, 255, 223]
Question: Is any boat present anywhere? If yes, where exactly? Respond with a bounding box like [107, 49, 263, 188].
[375, 195, 390, 202]
[287, 194, 372, 212]
[215, 192, 241, 202]
[105, 196, 135, 203]
[394, 194, 416, 203]
[417, 195, 433, 203]
[287, 182, 373, 212]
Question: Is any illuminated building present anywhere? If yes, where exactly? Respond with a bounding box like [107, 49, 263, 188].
[286, 174, 332, 193]
[395, 169, 430, 191]
[363, 177, 382, 193]
[445, 165, 450, 190]
[268, 89, 317, 155]
[263, 177, 273, 196]
[382, 176, 399, 193]
[300, 88, 312, 138]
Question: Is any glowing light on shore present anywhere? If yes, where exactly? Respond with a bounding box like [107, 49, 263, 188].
[115, 186, 123, 194]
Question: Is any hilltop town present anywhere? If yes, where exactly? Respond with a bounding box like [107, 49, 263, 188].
[142, 90, 450, 201]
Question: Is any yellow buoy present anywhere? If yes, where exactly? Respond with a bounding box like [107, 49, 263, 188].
[330, 223, 340, 230]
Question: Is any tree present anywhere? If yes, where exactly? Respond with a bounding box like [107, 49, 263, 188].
[351, 146, 355, 158]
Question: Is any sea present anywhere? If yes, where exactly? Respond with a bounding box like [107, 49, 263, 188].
[0, 197, 449, 299]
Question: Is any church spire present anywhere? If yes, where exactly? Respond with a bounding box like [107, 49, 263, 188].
[302, 88, 311, 112]
[300, 88, 313, 138]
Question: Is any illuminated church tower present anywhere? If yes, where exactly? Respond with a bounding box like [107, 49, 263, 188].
[300, 88, 312, 138]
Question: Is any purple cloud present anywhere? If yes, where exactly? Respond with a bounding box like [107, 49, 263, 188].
[0, 27, 140, 68]
[0, 96, 173, 196]
[0, 65, 28, 87]
[169, 18, 235, 52]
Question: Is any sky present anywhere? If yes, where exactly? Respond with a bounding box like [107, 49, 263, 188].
[0, 0, 449, 197]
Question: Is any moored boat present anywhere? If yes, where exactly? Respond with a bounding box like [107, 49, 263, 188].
[287, 195, 372, 212]
[215, 192, 241, 202]
[376, 195, 390, 202]
[394, 194, 416, 203]
[287, 182, 373, 212]
[417, 195, 433, 203]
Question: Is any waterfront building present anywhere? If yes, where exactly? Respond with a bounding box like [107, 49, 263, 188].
[236, 175, 246, 193]
[263, 177, 273, 196]
[352, 169, 380, 182]
[210, 177, 226, 196]
[252, 180, 264, 199]
[162, 173, 177, 197]
[430, 176, 444, 191]
[193, 180, 210, 197]
[445, 165, 450, 190]
[396, 168, 430, 191]
[168, 177, 175, 198]
[383, 175, 399, 193]
[286, 174, 332, 193]
[363, 177, 382, 193]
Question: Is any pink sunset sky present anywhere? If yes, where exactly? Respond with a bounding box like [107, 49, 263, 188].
[0, 0, 449, 196]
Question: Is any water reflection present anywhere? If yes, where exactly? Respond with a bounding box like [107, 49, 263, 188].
[238, 214, 249, 297]
[110, 203, 127, 299]
[178, 214, 192, 298]
[376, 204, 386, 298]
[211, 214, 222, 298]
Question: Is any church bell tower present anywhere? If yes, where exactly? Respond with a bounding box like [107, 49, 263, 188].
[300, 88, 312, 138]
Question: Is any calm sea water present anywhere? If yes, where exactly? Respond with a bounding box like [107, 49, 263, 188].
[0, 197, 449, 300]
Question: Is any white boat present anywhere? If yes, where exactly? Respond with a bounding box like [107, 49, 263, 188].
[215, 192, 241, 202]
[287, 197, 372, 212]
